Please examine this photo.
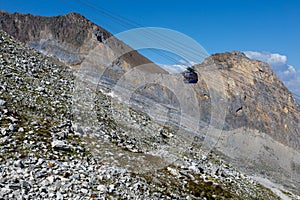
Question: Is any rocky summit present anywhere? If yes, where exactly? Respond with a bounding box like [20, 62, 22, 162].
[0, 11, 300, 199]
[0, 10, 165, 73]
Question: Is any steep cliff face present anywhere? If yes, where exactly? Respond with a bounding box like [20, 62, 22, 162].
[197, 51, 300, 150]
[0, 11, 95, 47]
[0, 10, 166, 74]
[0, 11, 96, 65]
[195, 52, 300, 193]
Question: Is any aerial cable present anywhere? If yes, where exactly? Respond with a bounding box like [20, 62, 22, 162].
[69, 0, 185, 65]
[71, 0, 209, 61]
[62, 0, 180, 64]
[66, 0, 300, 112]
[77, 0, 300, 102]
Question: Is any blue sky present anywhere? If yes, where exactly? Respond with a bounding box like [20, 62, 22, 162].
[1, 0, 299, 65]
[1, 0, 299, 98]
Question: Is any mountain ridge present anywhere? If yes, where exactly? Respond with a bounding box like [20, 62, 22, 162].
[1, 10, 300, 197]
[0, 29, 285, 199]
[0, 10, 167, 74]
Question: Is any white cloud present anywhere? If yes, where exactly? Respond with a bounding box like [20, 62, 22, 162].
[159, 60, 196, 74]
[160, 64, 187, 74]
[244, 51, 300, 103]
[244, 51, 287, 69]
[283, 65, 296, 75]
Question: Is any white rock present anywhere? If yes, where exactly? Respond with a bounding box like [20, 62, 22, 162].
[97, 184, 106, 192]
[14, 160, 24, 168]
[9, 124, 15, 131]
[30, 121, 39, 126]
[46, 176, 54, 184]
[82, 181, 89, 188]
[72, 123, 84, 135]
[56, 192, 63, 200]
[81, 188, 88, 194]
[51, 140, 70, 151]
[0, 99, 6, 106]
[1, 128, 6, 135]
[167, 167, 180, 177]
[9, 116, 18, 123]
[108, 184, 115, 192]
[35, 87, 45, 92]
[188, 165, 200, 174]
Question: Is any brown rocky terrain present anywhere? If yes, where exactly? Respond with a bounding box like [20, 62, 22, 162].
[195, 52, 300, 194]
[1, 10, 300, 197]
[198, 51, 300, 150]
[0, 29, 284, 200]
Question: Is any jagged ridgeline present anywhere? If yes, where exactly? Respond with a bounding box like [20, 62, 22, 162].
[1, 10, 300, 198]
[0, 10, 163, 69]
[0, 28, 282, 200]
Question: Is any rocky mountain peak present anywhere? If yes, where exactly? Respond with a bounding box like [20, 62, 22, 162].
[0, 11, 164, 72]
[1, 11, 299, 197]
[64, 12, 87, 20]
[1, 29, 287, 199]
[197, 51, 300, 149]
[0, 11, 101, 45]
[209, 51, 274, 73]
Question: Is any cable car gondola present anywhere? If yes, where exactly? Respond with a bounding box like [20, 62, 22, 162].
[183, 67, 198, 84]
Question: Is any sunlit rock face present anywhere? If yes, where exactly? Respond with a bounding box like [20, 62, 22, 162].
[1, 10, 299, 195]
[0, 10, 165, 73]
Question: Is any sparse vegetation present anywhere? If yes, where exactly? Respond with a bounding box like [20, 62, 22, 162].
[0, 23, 294, 199]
